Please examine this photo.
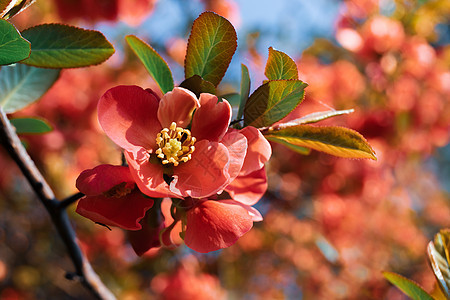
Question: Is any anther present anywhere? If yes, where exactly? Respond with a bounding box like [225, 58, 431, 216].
[155, 122, 196, 166]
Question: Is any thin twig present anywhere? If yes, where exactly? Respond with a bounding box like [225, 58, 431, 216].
[0, 108, 116, 300]
[59, 192, 85, 210]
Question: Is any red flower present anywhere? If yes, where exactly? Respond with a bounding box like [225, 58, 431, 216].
[184, 198, 262, 253]
[225, 126, 272, 205]
[75, 164, 154, 231]
[98, 85, 248, 199]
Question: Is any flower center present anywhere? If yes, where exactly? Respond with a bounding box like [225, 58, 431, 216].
[155, 122, 196, 166]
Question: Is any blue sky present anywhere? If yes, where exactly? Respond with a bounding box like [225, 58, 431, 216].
[98, 0, 340, 85]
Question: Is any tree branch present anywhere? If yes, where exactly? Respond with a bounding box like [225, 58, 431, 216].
[0, 107, 116, 300]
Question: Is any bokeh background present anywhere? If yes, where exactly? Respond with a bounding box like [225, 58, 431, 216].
[0, 0, 449, 299]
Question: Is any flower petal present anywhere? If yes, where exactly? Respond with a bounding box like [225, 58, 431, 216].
[125, 150, 177, 198]
[220, 199, 263, 222]
[98, 85, 161, 153]
[76, 190, 154, 231]
[225, 167, 268, 206]
[184, 200, 253, 253]
[170, 140, 230, 198]
[76, 164, 134, 196]
[191, 94, 231, 142]
[239, 126, 272, 176]
[220, 131, 247, 182]
[157, 87, 199, 128]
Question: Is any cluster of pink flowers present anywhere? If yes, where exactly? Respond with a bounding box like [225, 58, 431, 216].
[76, 85, 271, 253]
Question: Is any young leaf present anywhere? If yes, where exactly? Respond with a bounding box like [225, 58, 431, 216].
[383, 272, 434, 300]
[428, 230, 450, 298]
[244, 80, 308, 128]
[0, 64, 60, 113]
[266, 136, 311, 155]
[264, 125, 377, 160]
[274, 109, 355, 128]
[125, 35, 174, 94]
[0, 19, 30, 65]
[179, 75, 216, 97]
[20, 24, 115, 68]
[237, 64, 250, 120]
[185, 11, 237, 86]
[10, 117, 52, 134]
[265, 47, 298, 80]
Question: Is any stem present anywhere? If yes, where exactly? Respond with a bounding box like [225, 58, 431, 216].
[0, 108, 116, 300]
[59, 192, 85, 210]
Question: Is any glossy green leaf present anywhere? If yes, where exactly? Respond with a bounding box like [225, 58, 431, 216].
[244, 80, 307, 128]
[126, 35, 174, 94]
[1, 0, 34, 19]
[383, 272, 434, 300]
[267, 136, 311, 155]
[220, 93, 240, 107]
[179, 75, 216, 98]
[428, 230, 450, 298]
[20, 24, 114, 68]
[185, 11, 237, 86]
[0, 19, 30, 65]
[10, 117, 52, 134]
[0, 64, 60, 113]
[237, 64, 250, 120]
[264, 125, 377, 160]
[265, 47, 298, 80]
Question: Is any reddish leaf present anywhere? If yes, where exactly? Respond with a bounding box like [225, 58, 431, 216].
[265, 47, 298, 80]
[264, 125, 376, 160]
[185, 12, 237, 86]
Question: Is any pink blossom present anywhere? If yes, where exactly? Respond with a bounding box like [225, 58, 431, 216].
[98, 85, 247, 199]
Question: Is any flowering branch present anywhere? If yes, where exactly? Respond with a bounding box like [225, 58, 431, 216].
[0, 107, 116, 300]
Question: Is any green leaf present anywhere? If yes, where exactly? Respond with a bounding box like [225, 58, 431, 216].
[428, 230, 450, 298]
[20, 24, 114, 68]
[10, 117, 52, 134]
[383, 272, 434, 300]
[267, 136, 311, 155]
[265, 47, 298, 80]
[1, 0, 35, 19]
[244, 80, 308, 128]
[277, 109, 355, 127]
[179, 75, 216, 98]
[237, 64, 250, 120]
[264, 125, 377, 160]
[185, 11, 237, 86]
[0, 64, 60, 113]
[220, 93, 240, 107]
[125, 35, 174, 94]
[0, 19, 30, 65]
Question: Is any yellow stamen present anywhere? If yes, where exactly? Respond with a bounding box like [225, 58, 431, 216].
[155, 122, 196, 166]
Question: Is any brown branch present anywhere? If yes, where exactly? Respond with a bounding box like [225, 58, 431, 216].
[0, 108, 116, 300]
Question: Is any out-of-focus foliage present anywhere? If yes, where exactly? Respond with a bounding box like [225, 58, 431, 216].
[0, 0, 449, 299]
